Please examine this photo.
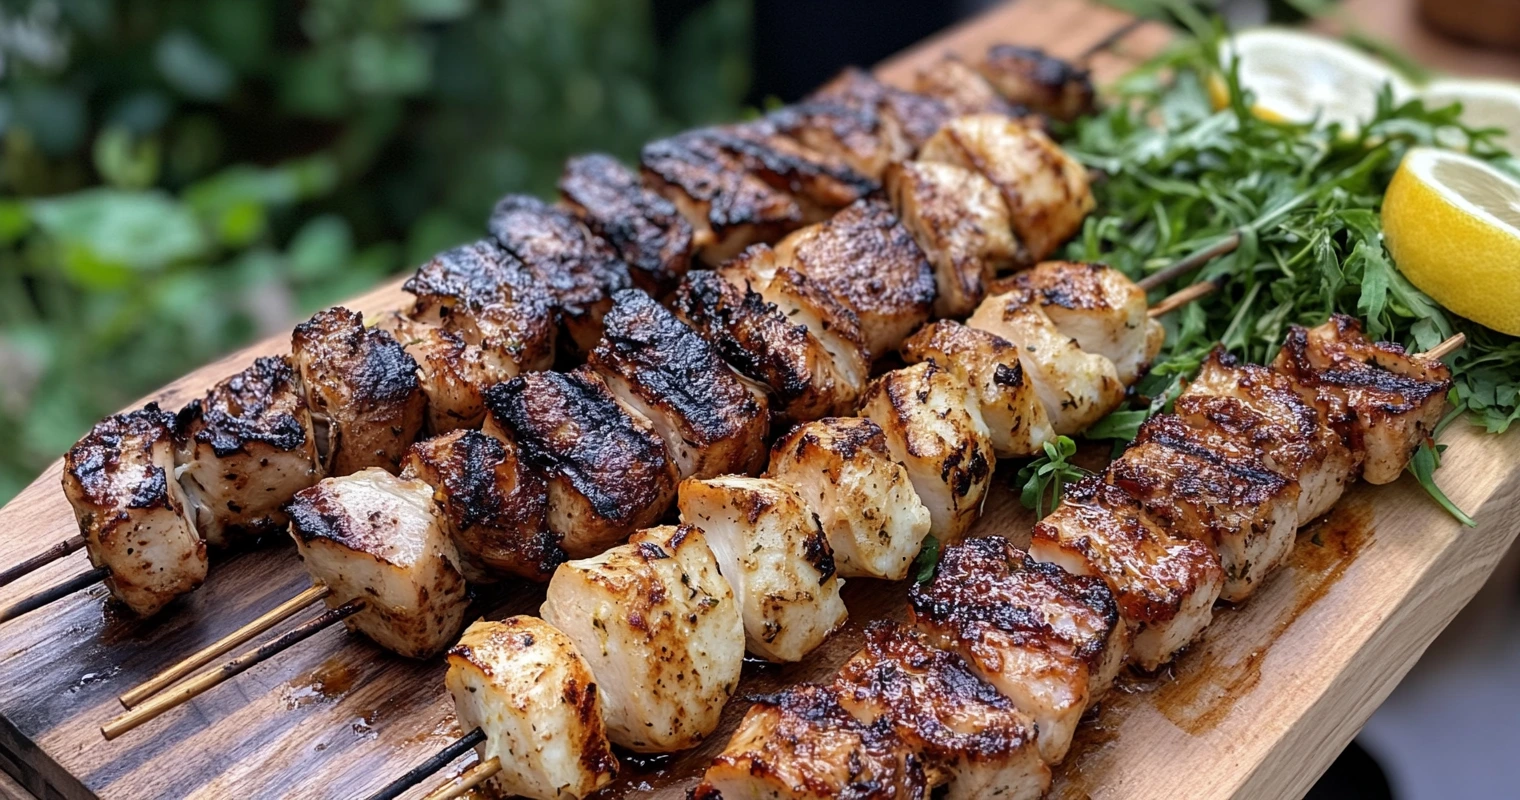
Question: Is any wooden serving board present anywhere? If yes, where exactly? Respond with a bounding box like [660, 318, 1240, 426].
[2, 2, 1517, 798]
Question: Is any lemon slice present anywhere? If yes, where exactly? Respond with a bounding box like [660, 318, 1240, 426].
[1383, 147, 1520, 336]
[1218, 29, 1410, 128]
[1419, 78, 1520, 153]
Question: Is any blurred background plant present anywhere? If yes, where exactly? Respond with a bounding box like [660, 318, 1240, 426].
[0, 0, 751, 501]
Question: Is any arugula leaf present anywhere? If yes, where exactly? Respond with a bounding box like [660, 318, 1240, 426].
[1407, 440, 1476, 527]
[1016, 436, 1089, 519]
[912, 535, 941, 583]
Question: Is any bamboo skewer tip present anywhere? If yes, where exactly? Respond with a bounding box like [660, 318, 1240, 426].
[365, 728, 487, 800]
[0, 566, 109, 625]
[421, 757, 501, 800]
[0, 534, 87, 589]
[1420, 332, 1466, 361]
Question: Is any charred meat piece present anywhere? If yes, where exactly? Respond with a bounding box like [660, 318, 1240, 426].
[1030, 476, 1224, 671]
[484, 367, 677, 558]
[374, 312, 498, 434]
[403, 238, 558, 374]
[919, 114, 1094, 264]
[860, 362, 994, 543]
[401, 430, 562, 583]
[977, 45, 1096, 123]
[834, 621, 1051, 800]
[176, 356, 319, 548]
[641, 130, 805, 265]
[1179, 347, 1358, 523]
[1002, 261, 1165, 384]
[692, 683, 929, 800]
[765, 100, 901, 181]
[1109, 414, 1300, 603]
[542, 524, 743, 753]
[588, 289, 769, 480]
[909, 536, 1126, 765]
[886, 160, 1019, 317]
[290, 307, 426, 476]
[559, 153, 694, 296]
[719, 245, 870, 405]
[1272, 314, 1453, 484]
[446, 617, 619, 800]
[287, 468, 469, 659]
[678, 476, 847, 663]
[771, 198, 937, 357]
[767, 418, 931, 580]
[712, 122, 878, 221]
[63, 404, 207, 617]
[914, 56, 1027, 119]
[900, 320, 1054, 458]
[487, 195, 634, 356]
[672, 270, 853, 423]
[811, 66, 952, 155]
[968, 292, 1124, 435]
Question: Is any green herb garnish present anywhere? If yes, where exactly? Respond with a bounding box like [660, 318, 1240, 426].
[1017, 436, 1089, 518]
[911, 535, 941, 583]
[1066, 27, 1519, 523]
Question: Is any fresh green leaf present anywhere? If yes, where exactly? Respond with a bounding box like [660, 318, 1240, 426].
[1017, 436, 1089, 519]
[912, 535, 941, 584]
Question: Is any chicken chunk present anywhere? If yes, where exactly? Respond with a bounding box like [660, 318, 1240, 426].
[487, 195, 635, 357]
[771, 198, 937, 357]
[765, 100, 901, 181]
[588, 289, 769, 480]
[885, 160, 1019, 317]
[719, 245, 870, 403]
[1179, 347, 1357, 524]
[287, 468, 469, 658]
[692, 684, 928, 800]
[914, 56, 1027, 119]
[767, 418, 932, 580]
[861, 362, 994, 542]
[918, 114, 1094, 263]
[1002, 261, 1165, 384]
[483, 367, 677, 558]
[672, 270, 854, 423]
[677, 476, 847, 663]
[968, 293, 1124, 434]
[541, 524, 743, 752]
[1029, 476, 1224, 671]
[900, 320, 1055, 458]
[445, 617, 619, 800]
[1273, 315, 1453, 484]
[559, 153, 695, 295]
[811, 66, 952, 156]
[909, 536, 1126, 764]
[401, 430, 562, 583]
[1109, 415, 1300, 603]
[402, 238, 559, 375]
[834, 621, 1051, 800]
[290, 307, 427, 476]
[62, 404, 206, 617]
[175, 356, 319, 548]
[977, 45, 1096, 122]
[716, 122, 878, 222]
[642, 130, 805, 265]
[373, 311, 500, 433]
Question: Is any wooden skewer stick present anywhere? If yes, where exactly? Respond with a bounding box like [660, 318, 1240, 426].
[118, 584, 332, 709]
[0, 534, 86, 589]
[365, 728, 488, 800]
[421, 756, 502, 800]
[0, 567, 109, 625]
[1420, 332, 1467, 361]
[1137, 231, 1244, 291]
[101, 598, 365, 740]
[1149, 280, 1220, 318]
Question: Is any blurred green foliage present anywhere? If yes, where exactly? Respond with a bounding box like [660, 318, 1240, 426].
[0, 0, 752, 501]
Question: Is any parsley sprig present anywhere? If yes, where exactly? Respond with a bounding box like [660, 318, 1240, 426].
[1060, 28, 1519, 524]
[1016, 436, 1089, 518]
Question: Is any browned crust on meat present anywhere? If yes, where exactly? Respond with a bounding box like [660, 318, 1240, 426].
[559, 153, 694, 295]
[978, 44, 1096, 122]
[403, 239, 559, 370]
[64, 403, 178, 513]
[178, 356, 310, 458]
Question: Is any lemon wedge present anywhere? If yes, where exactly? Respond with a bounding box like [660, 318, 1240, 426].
[1217, 29, 1410, 128]
[1383, 147, 1520, 336]
[1419, 78, 1520, 153]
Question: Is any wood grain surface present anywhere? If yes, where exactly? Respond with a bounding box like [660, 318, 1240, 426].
[1, 1, 1516, 799]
